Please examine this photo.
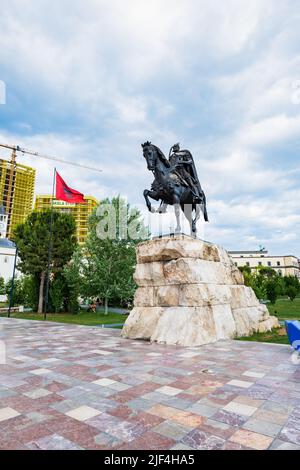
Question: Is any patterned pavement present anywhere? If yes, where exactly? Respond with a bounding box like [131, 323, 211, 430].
[0, 317, 299, 450]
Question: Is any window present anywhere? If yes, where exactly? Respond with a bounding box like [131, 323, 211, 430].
[4, 256, 8, 263]
[268, 261, 271, 267]
[258, 262, 262, 266]
[277, 261, 281, 266]
[246, 262, 250, 266]
[278, 270, 282, 276]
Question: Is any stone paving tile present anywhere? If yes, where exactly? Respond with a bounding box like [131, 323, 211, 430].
[152, 420, 191, 440]
[93, 432, 124, 449]
[105, 420, 146, 443]
[118, 430, 175, 450]
[223, 401, 257, 417]
[212, 409, 248, 427]
[162, 396, 196, 411]
[198, 418, 237, 439]
[65, 405, 102, 421]
[242, 370, 266, 379]
[227, 379, 254, 389]
[170, 443, 194, 450]
[269, 438, 300, 450]
[181, 428, 226, 450]
[0, 407, 20, 422]
[127, 410, 164, 430]
[233, 395, 263, 408]
[23, 388, 52, 399]
[147, 404, 180, 419]
[253, 409, 288, 425]
[187, 402, 218, 418]
[242, 418, 282, 437]
[156, 386, 182, 396]
[27, 433, 83, 450]
[279, 420, 300, 445]
[169, 410, 204, 428]
[30, 368, 52, 376]
[0, 317, 299, 450]
[229, 429, 273, 450]
[127, 398, 156, 411]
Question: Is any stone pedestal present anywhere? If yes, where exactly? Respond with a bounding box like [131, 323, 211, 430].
[121, 235, 280, 347]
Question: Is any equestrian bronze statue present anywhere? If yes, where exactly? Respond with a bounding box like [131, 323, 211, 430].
[142, 141, 208, 236]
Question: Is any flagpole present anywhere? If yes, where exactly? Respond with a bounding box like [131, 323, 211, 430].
[44, 167, 56, 320]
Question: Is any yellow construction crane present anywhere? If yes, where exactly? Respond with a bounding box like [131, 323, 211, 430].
[0, 143, 103, 173]
[0, 142, 102, 239]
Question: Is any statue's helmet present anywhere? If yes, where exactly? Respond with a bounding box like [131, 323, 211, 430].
[172, 142, 180, 152]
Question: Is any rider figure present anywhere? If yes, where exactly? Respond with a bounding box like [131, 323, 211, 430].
[169, 143, 197, 192]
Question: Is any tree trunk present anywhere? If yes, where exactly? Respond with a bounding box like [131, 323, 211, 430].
[104, 296, 108, 315]
[38, 272, 46, 314]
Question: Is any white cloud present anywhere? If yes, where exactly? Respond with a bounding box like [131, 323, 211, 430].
[0, 0, 300, 256]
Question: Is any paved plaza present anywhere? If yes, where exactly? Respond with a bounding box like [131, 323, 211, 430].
[0, 318, 299, 450]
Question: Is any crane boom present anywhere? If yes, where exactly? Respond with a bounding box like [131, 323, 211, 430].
[0, 143, 103, 173]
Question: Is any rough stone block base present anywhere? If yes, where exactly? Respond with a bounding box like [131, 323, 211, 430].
[122, 235, 280, 346]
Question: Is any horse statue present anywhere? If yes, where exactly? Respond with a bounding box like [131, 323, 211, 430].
[142, 141, 208, 236]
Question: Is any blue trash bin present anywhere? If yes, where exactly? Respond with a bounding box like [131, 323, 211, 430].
[285, 320, 300, 351]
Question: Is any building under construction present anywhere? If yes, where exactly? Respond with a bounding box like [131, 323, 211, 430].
[0, 158, 36, 239]
[34, 195, 98, 244]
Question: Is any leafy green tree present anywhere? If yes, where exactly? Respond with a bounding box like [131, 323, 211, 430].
[283, 275, 300, 301]
[5, 278, 24, 306]
[63, 248, 82, 314]
[82, 196, 148, 314]
[49, 274, 66, 313]
[22, 275, 40, 310]
[264, 278, 282, 304]
[239, 265, 267, 300]
[0, 276, 5, 295]
[285, 285, 298, 302]
[14, 210, 77, 313]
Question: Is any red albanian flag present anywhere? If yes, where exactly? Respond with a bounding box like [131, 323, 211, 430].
[55, 171, 85, 204]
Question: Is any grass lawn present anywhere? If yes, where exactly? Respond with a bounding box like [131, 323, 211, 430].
[267, 296, 300, 320]
[0, 310, 127, 327]
[1, 297, 299, 343]
[236, 328, 289, 345]
[236, 296, 300, 345]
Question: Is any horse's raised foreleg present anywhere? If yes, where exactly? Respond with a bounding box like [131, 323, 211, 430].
[143, 189, 160, 213]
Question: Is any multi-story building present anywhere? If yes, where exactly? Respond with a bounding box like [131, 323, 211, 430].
[229, 249, 300, 278]
[34, 195, 99, 244]
[0, 159, 35, 238]
[0, 238, 19, 283]
[0, 205, 8, 238]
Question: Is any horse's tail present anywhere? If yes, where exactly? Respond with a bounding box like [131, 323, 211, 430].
[203, 203, 209, 222]
[196, 192, 208, 222]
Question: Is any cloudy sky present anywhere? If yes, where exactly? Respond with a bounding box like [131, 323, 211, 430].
[0, 0, 300, 255]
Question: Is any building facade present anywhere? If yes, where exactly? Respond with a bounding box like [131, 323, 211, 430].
[34, 195, 99, 244]
[229, 249, 300, 278]
[0, 205, 8, 238]
[0, 159, 35, 238]
[0, 238, 19, 283]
